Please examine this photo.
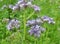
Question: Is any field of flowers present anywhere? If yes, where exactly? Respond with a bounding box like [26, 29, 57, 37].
[0, 0, 60, 44]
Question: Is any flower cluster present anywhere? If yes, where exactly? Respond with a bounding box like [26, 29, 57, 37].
[28, 25, 45, 37]
[27, 16, 55, 37]
[26, 18, 43, 26]
[41, 16, 55, 24]
[1, 0, 55, 38]
[6, 19, 20, 30]
[32, 5, 41, 12]
[1, 0, 40, 12]
[26, 18, 45, 37]
[3, 16, 55, 37]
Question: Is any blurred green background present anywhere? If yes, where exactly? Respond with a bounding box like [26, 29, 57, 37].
[0, 0, 60, 44]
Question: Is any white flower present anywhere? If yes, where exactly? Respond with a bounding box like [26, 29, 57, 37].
[9, 5, 13, 9]
[26, 2, 32, 6]
[12, 5, 20, 10]
[1, 5, 7, 9]
[17, 0, 24, 5]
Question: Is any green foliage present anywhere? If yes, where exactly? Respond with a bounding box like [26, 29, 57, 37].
[0, 0, 60, 44]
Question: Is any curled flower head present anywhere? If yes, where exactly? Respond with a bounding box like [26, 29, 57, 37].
[8, 0, 24, 10]
[48, 18, 55, 24]
[26, 18, 43, 26]
[41, 16, 49, 21]
[17, 0, 33, 8]
[28, 25, 45, 37]
[41, 16, 55, 24]
[6, 19, 20, 30]
[28, 25, 41, 37]
[32, 5, 41, 12]
[26, 20, 36, 26]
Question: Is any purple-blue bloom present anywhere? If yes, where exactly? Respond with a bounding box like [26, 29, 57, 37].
[28, 25, 45, 37]
[41, 16, 55, 24]
[26, 18, 43, 26]
[6, 19, 20, 30]
[26, 20, 36, 26]
[41, 16, 49, 21]
[28, 25, 41, 37]
[48, 18, 55, 24]
[32, 5, 41, 12]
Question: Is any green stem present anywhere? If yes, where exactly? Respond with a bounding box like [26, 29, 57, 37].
[23, 11, 27, 40]
[27, 12, 35, 20]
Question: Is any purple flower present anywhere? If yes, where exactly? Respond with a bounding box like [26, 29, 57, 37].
[28, 25, 41, 37]
[17, 0, 28, 8]
[26, 20, 36, 26]
[26, 18, 43, 26]
[32, 5, 41, 12]
[41, 16, 55, 24]
[41, 16, 49, 21]
[6, 19, 20, 30]
[48, 18, 55, 24]
[28, 25, 45, 37]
